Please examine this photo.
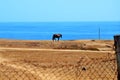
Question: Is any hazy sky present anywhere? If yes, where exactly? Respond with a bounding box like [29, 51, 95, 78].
[0, 0, 120, 22]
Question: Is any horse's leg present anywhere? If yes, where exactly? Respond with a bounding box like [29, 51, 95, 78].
[53, 38, 56, 42]
[58, 38, 59, 41]
[54, 38, 56, 41]
[52, 38, 54, 42]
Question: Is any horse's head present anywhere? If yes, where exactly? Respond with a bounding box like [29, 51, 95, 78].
[52, 34, 55, 40]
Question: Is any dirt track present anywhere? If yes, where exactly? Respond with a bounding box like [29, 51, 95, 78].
[0, 47, 114, 52]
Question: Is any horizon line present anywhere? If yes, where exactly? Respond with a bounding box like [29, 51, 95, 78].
[0, 21, 120, 23]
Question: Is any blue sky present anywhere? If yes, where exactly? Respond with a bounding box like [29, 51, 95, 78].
[0, 0, 120, 22]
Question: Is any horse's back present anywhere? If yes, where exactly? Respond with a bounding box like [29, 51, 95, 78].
[54, 34, 62, 37]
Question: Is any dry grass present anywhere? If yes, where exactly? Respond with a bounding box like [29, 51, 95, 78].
[0, 39, 117, 80]
[0, 39, 114, 50]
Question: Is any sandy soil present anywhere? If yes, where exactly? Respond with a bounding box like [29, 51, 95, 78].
[0, 39, 117, 80]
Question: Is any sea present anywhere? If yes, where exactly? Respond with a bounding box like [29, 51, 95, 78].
[0, 22, 120, 40]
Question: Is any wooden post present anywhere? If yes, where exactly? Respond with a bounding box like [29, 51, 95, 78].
[114, 35, 120, 80]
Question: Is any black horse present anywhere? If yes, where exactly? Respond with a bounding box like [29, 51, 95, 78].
[52, 34, 62, 41]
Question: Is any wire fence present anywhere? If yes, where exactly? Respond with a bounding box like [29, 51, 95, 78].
[0, 53, 117, 80]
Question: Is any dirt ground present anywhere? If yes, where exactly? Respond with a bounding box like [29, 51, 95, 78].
[0, 39, 117, 80]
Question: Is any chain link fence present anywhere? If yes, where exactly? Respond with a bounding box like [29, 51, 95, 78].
[0, 53, 117, 80]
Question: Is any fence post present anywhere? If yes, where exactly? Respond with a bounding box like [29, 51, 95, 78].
[114, 35, 120, 80]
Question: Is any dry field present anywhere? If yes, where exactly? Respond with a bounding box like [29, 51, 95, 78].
[0, 39, 117, 80]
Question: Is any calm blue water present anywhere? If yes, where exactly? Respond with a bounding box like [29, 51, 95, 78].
[0, 22, 120, 40]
